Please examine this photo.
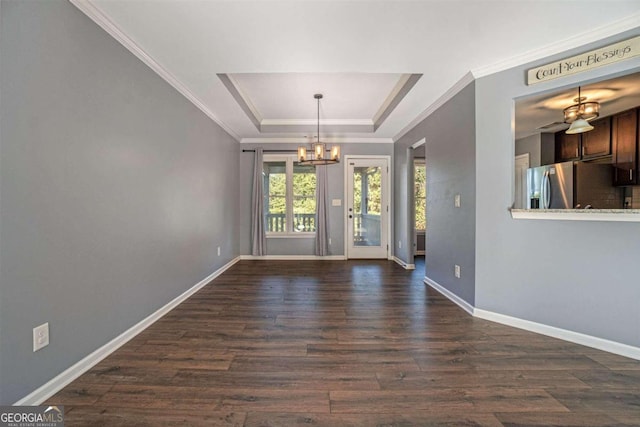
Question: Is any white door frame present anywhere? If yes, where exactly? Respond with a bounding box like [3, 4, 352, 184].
[409, 138, 425, 260]
[343, 155, 392, 259]
[515, 153, 530, 209]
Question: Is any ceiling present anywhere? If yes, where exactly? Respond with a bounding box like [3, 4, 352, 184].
[515, 72, 640, 140]
[75, 0, 640, 143]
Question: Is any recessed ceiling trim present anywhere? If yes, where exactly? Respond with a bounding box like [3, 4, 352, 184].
[394, 72, 475, 142]
[217, 73, 262, 130]
[70, 0, 240, 141]
[261, 119, 373, 126]
[240, 137, 393, 144]
[373, 73, 422, 131]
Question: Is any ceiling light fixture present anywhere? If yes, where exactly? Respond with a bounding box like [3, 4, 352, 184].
[564, 86, 599, 134]
[297, 94, 340, 165]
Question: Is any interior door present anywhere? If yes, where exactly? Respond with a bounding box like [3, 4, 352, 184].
[346, 158, 389, 259]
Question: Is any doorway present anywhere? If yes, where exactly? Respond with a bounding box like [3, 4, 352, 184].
[345, 157, 390, 259]
[409, 139, 426, 264]
[414, 158, 426, 256]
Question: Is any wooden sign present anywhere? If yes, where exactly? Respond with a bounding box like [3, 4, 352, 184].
[527, 36, 640, 85]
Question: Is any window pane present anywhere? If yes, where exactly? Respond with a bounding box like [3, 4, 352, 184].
[415, 164, 426, 230]
[264, 161, 287, 232]
[293, 164, 316, 232]
[352, 166, 382, 247]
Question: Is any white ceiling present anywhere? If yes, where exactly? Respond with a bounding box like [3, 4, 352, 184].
[76, 0, 640, 143]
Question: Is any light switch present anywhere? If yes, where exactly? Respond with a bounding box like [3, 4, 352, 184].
[454, 194, 461, 208]
[332, 199, 342, 207]
[33, 322, 49, 352]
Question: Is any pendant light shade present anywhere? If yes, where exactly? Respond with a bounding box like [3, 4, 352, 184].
[564, 86, 599, 134]
[297, 94, 340, 165]
[565, 118, 594, 134]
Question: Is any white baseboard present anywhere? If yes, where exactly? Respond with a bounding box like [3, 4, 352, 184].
[474, 308, 640, 361]
[424, 276, 474, 315]
[240, 255, 346, 260]
[392, 256, 415, 270]
[423, 275, 640, 361]
[14, 256, 241, 405]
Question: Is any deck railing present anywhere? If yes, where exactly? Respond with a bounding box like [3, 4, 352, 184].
[267, 213, 315, 232]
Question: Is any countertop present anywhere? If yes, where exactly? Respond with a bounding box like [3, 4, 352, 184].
[510, 208, 640, 222]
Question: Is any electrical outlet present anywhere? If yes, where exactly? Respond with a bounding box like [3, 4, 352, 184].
[329, 238, 332, 245]
[454, 265, 461, 278]
[217, 246, 221, 256]
[398, 241, 402, 249]
[454, 194, 461, 208]
[33, 322, 49, 352]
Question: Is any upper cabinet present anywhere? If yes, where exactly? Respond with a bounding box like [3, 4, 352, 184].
[612, 108, 638, 186]
[555, 117, 612, 163]
[555, 132, 581, 162]
[581, 117, 612, 159]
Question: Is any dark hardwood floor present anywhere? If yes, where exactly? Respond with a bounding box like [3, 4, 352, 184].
[47, 259, 640, 426]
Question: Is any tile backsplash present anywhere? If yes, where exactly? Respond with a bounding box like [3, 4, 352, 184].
[632, 187, 640, 209]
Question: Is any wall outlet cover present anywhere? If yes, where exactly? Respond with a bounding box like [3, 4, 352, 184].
[33, 322, 49, 352]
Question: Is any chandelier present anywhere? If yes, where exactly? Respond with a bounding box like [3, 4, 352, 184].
[297, 94, 340, 165]
[564, 86, 600, 135]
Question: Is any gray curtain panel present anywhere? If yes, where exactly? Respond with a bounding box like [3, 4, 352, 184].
[315, 164, 329, 256]
[251, 148, 266, 256]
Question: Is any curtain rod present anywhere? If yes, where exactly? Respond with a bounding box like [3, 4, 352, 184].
[242, 149, 297, 153]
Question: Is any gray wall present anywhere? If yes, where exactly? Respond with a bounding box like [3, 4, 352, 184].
[0, 0, 239, 404]
[515, 133, 555, 167]
[475, 29, 640, 347]
[395, 82, 476, 305]
[239, 143, 393, 256]
[515, 134, 541, 167]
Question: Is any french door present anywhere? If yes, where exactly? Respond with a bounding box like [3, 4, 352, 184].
[346, 157, 389, 259]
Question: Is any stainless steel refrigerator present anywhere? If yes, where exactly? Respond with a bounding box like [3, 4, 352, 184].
[527, 161, 621, 209]
[527, 161, 574, 209]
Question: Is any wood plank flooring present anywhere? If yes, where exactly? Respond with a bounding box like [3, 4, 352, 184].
[46, 259, 640, 426]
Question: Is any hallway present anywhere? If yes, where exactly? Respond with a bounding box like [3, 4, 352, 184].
[48, 260, 640, 426]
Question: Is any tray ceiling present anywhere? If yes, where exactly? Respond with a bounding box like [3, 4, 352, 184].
[74, 0, 640, 143]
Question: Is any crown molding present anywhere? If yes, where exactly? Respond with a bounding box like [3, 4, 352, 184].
[472, 12, 640, 78]
[395, 17, 640, 143]
[70, 0, 240, 141]
[260, 119, 373, 126]
[217, 73, 261, 131]
[373, 73, 422, 131]
[240, 137, 394, 144]
[393, 72, 475, 142]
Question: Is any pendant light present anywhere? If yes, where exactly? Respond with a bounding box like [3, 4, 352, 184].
[564, 86, 599, 134]
[297, 94, 340, 165]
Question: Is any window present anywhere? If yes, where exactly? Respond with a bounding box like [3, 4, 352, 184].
[263, 155, 316, 234]
[414, 160, 426, 231]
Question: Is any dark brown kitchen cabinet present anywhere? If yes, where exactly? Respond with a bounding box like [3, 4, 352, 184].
[612, 108, 638, 186]
[581, 117, 611, 159]
[555, 132, 581, 162]
[555, 118, 611, 162]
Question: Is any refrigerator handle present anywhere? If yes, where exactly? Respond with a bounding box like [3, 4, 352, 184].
[542, 171, 551, 209]
[540, 171, 546, 209]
